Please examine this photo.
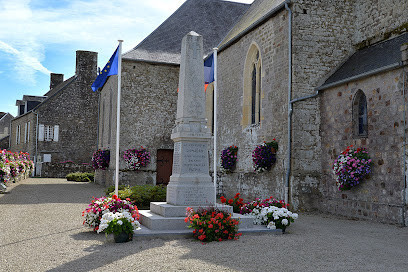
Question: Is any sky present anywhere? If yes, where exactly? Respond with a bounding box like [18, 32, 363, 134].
[0, 0, 253, 117]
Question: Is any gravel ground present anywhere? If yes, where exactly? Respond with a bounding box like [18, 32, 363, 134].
[1, 178, 408, 272]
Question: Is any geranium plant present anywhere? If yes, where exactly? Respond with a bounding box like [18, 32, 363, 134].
[220, 145, 238, 173]
[240, 196, 288, 215]
[91, 149, 110, 170]
[240, 196, 297, 232]
[123, 147, 151, 170]
[333, 145, 372, 191]
[82, 195, 140, 232]
[185, 206, 241, 242]
[252, 139, 278, 172]
[220, 193, 244, 213]
[97, 210, 141, 241]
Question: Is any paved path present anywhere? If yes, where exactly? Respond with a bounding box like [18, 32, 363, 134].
[1, 178, 407, 272]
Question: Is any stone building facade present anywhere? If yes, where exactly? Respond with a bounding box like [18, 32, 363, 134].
[0, 112, 13, 149]
[10, 51, 98, 177]
[95, 0, 408, 225]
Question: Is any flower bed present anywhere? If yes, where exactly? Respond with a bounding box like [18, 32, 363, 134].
[333, 145, 372, 191]
[221, 195, 298, 232]
[0, 150, 34, 188]
[185, 206, 241, 242]
[220, 193, 244, 213]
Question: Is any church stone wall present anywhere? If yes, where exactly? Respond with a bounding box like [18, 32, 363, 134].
[95, 60, 179, 187]
[290, 0, 355, 210]
[216, 11, 289, 202]
[319, 69, 406, 224]
[353, 0, 408, 45]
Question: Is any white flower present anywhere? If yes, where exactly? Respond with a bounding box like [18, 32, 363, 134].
[281, 219, 289, 225]
[117, 220, 123, 225]
[291, 213, 298, 220]
[267, 222, 276, 229]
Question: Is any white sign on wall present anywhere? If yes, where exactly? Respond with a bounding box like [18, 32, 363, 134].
[43, 154, 52, 163]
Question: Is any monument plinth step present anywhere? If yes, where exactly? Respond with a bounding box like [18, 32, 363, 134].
[150, 202, 233, 217]
[139, 207, 255, 231]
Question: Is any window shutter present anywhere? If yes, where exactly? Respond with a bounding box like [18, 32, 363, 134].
[53, 125, 59, 142]
[27, 122, 30, 143]
[38, 124, 44, 141]
[24, 123, 28, 143]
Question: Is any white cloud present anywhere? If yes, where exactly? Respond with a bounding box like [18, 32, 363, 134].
[0, 0, 254, 85]
[0, 40, 51, 84]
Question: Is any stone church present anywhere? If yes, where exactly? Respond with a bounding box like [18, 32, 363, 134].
[95, 0, 408, 225]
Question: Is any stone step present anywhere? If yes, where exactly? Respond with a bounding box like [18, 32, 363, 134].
[139, 210, 190, 231]
[139, 209, 256, 231]
[150, 202, 233, 217]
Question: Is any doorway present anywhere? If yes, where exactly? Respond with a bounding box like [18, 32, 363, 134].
[156, 149, 173, 185]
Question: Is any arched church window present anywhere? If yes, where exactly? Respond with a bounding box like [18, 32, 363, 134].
[242, 43, 262, 128]
[352, 90, 368, 137]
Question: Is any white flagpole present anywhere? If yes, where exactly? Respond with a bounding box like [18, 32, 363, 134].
[213, 48, 218, 205]
[115, 40, 123, 197]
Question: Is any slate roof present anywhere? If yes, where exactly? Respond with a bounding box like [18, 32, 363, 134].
[321, 32, 408, 88]
[217, 0, 286, 50]
[123, 0, 250, 64]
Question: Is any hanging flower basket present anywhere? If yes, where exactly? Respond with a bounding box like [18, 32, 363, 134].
[123, 147, 151, 170]
[91, 149, 110, 170]
[220, 145, 238, 173]
[333, 145, 372, 191]
[252, 139, 278, 173]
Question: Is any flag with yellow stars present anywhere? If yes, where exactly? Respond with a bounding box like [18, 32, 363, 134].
[91, 45, 119, 91]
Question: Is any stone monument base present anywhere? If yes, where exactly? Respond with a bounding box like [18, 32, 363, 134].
[139, 202, 255, 231]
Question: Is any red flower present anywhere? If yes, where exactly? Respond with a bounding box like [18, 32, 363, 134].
[208, 224, 213, 228]
[228, 199, 233, 205]
[220, 196, 226, 204]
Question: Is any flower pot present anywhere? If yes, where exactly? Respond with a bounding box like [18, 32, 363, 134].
[114, 232, 132, 243]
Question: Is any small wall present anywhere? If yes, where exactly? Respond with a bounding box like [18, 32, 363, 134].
[41, 162, 94, 178]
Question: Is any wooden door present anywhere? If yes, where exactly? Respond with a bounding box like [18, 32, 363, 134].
[156, 149, 173, 185]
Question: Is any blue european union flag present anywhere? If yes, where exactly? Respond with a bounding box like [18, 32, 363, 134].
[91, 46, 119, 92]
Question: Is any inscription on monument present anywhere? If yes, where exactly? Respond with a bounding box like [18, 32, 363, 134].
[172, 142, 181, 174]
[181, 142, 207, 173]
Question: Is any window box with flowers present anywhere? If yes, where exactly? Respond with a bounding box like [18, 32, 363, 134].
[123, 147, 151, 171]
[220, 145, 238, 173]
[333, 145, 372, 191]
[252, 139, 278, 172]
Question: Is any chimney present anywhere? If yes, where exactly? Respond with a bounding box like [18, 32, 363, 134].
[75, 50, 97, 82]
[50, 73, 64, 90]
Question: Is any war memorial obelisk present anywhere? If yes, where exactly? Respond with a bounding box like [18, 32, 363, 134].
[166, 31, 215, 206]
[137, 32, 258, 234]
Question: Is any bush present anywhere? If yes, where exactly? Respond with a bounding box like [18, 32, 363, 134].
[106, 184, 166, 210]
[66, 172, 94, 182]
